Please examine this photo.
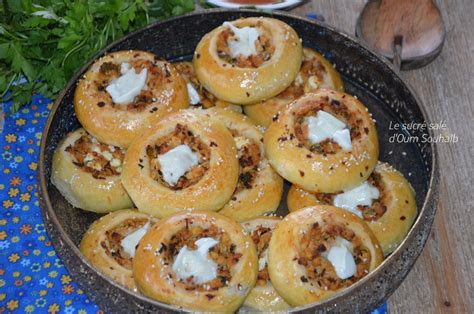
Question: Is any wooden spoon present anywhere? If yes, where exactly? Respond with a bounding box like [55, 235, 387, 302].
[356, 0, 446, 70]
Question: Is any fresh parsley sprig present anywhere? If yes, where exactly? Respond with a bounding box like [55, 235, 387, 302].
[0, 0, 195, 113]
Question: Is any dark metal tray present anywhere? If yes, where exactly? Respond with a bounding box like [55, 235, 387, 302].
[38, 9, 439, 313]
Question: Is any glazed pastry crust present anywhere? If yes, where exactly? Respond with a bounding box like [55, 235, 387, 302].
[286, 162, 417, 255]
[173, 61, 242, 112]
[75, 50, 189, 148]
[204, 108, 283, 221]
[264, 89, 379, 193]
[372, 162, 417, 255]
[244, 48, 344, 128]
[121, 110, 239, 218]
[193, 17, 303, 105]
[51, 128, 133, 213]
[240, 217, 290, 312]
[79, 209, 155, 291]
[133, 210, 258, 312]
[287, 184, 321, 213]
[268, 205, 383, 306]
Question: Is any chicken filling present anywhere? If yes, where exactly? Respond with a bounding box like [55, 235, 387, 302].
[65, 133, 125, 179]
[250, 225, 273, 286]
[95, 58, 170, 111]
[159, 222, 242, 293]
[100, 218, 149, 269]
[146, 124, 210, 190]
[216, 24, 274, 68]
[279, 51, 330, 100]
[231, 131, 262, 194]
[297, 222, 371, 290]
[294, 100, 364, 155]
[174, 61, 218, 108]
[314, 172, 387, 221]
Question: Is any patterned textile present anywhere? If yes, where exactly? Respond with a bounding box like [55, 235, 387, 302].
[0, 96, 100, 314]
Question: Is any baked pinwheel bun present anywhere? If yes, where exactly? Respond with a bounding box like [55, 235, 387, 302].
[240, 217, 290, 312]
[51, 128, 133, 213]
[202, 108, 283, 221]
[287, 162, 417, 255]
[79, 209, 156, 291]
[75, 50, 188, 148]
[268, 205, 383, 306]
[173, 61, 242, 112]
[133, 210, 258, 312]
[121, 110, 239, 218]
[193, 17, 303, 105]
[264, 89, 379, 193]
[244, 48, 344, 128]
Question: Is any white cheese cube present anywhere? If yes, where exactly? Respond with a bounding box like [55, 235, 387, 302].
[306, 111, 352, 151]
[186, 83, 201, 105]
[158, 144, 199, 186]
[106, 62, 148, 104]
[172, 237, 219, 284]
[333, 181, 380, 217]
[121, 222, 150, 258]
[326, 244, 357, 279]
[223, 22, 259, 58]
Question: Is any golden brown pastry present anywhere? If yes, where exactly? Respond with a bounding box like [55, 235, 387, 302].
[79, 209, 156, 291]
[121, 110, 239, 218]
[193, 17, 303, 105]
[202, 108, 283, 222]
[173, 61, 242, 112]
[264, 89, 379, 193]
[244, 48, 344, 128]
[287, 162, 417, 255]
[51, 128, 133, 213]
[241, 217, 290, 312]
[75, 50, 188, 148]
[133, 210, 258, 312]
[268, 205, 383, 306]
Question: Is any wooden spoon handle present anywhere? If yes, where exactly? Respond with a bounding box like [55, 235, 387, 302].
[358, 0, 445, 64]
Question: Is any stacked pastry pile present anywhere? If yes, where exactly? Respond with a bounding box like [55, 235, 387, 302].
[51, 17, 417, 312]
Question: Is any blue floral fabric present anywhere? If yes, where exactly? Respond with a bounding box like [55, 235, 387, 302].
[0, 94, 387, 313]
[0, 96, 100, 314]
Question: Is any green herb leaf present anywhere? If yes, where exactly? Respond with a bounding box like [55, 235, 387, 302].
[0, 0, 195, 113]
[0, 43, 10, 59]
